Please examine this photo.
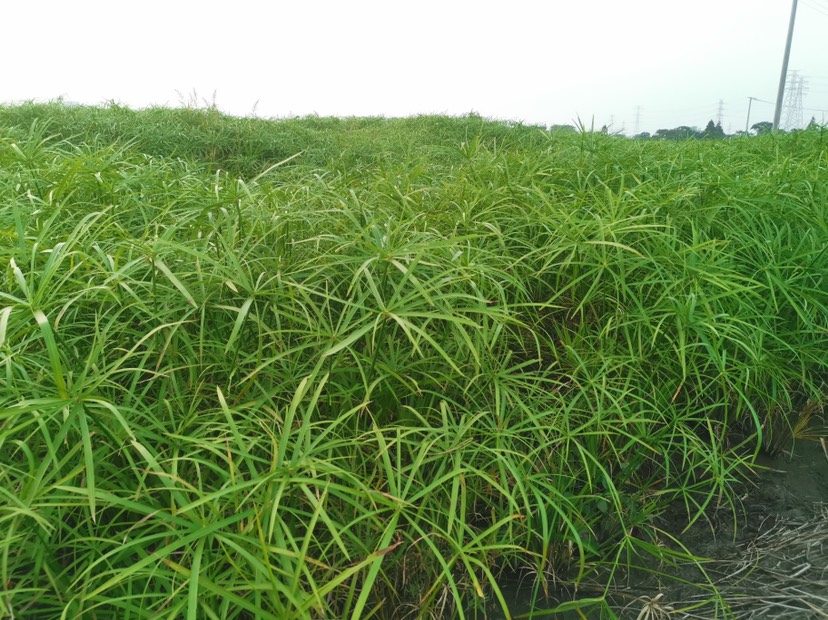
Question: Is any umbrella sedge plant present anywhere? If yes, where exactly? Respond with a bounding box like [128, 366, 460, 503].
[0, 103, 826, 619]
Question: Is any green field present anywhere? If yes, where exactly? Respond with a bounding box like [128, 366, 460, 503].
[1, 103, 826, 619]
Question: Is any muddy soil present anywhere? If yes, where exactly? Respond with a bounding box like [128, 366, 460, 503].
[493, 435, 828, 619]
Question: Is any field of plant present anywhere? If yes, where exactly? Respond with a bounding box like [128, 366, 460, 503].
[1, 103, 826, 619]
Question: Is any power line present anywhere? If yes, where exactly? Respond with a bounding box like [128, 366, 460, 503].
[800, 0, 828, 17]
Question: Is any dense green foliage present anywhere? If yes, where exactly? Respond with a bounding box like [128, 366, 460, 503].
[1, 103, 826, 619]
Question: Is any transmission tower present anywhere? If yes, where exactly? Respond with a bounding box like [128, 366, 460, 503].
[716, 99, 724, 125]
[783, 71, 807, 129]
[633, 106, 642, 134]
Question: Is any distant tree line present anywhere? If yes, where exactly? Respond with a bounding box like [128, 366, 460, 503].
[631, 116, 824, 140]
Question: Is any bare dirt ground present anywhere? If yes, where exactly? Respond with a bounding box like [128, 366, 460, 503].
[652, 436, 828, 619]
[493, 429, 828, 619]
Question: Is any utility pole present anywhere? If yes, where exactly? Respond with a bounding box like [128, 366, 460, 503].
[745, 97, 758, 134]
[773, 0, 798, 131]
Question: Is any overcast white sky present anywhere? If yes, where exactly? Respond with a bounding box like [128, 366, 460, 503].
[5, 0, 828, 134]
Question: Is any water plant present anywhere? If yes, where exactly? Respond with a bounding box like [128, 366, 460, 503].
[1, 103, 826, 618]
